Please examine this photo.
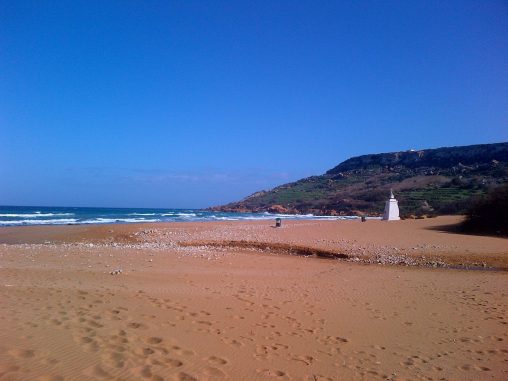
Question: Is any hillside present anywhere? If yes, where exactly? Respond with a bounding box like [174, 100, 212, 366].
[209, 142, 508, 217]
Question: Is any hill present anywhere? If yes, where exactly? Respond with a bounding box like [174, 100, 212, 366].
[209, 142, 508, 217]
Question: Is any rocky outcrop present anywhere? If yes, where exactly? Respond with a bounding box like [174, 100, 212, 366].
[267, 205, 290, 214]
[327, 143, 508, 173]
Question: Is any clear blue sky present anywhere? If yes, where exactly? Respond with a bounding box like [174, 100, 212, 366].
[1, 1, 507, 208]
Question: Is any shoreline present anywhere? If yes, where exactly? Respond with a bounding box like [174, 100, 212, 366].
[0, 206, 363, 228]
[1, 216, 506, 270]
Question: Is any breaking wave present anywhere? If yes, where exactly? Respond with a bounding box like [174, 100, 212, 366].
[0, 206, 360, 226]
[0, 218, 78, 225]
[0, 213, 74, 218]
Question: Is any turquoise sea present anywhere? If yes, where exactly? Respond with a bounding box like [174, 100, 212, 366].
[0, 206, 356, 226]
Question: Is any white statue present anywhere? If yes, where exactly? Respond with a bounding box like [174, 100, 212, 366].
[382, 189, 400, 221]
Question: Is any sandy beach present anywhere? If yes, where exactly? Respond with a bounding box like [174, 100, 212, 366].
[0, 216, 507, 380]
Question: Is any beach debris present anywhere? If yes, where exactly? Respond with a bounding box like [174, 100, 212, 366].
[135, 229, 156, 237]
[275, 218, 282, 228]
[110, 268, 123, 275]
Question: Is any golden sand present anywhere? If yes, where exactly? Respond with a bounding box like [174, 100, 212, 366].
[0, 217, 507, 380]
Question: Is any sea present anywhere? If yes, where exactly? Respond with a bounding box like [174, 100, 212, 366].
[0, 206, 357, 226]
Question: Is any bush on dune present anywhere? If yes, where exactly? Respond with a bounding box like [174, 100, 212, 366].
[462, 184, 508, 236]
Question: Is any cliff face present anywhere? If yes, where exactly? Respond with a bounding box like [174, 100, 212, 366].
[209, 142, 508, 217]
[327, 143, 508, 173]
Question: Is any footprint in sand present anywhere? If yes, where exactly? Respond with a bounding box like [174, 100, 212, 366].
[80, 336, 93, 344]
[0, 365, 20, 378]
[203, 366, 226, 379]
[164, 358, 183, 368]
[104, 351, 126, 368]
[36, 376, 65, 381]
[207, 355, 228, 365]
[291, 355, 314, 365]
[459, 364, 491, 372]
[85, 364, 111, 379]
[109, 333, 129, 345]
[147, 336, 163, 344]
[87, 320, 104, 328]
[176, 372, 198, 381]
[304, 376, 333, 381]
[221, 337, 244, 347]
[194, 320, 213, 326]
[318, 335, 349, 345]
[127, 322, 146, 329]
[9, 348, 36, 358]
[82, 339, 100, 353]
[42, 358, 59, 366]
[256, 369, 289, 379]
[50, 318, 62, 326]
[139, 365, 156, 378]
[171, 345, 195, 356]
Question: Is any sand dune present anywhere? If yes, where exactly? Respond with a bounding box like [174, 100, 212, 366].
[0, 217, 507, 380]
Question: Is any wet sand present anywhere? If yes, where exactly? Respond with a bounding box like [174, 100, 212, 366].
[0, 217, 507, 380]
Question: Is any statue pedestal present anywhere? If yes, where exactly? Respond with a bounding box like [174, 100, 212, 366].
[383, 192, 400, 221]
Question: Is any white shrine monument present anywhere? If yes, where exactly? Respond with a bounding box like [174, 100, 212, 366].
[382, 189, 400, 221]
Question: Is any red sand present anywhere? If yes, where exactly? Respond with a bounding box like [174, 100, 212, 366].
[0, 217, 507, 380]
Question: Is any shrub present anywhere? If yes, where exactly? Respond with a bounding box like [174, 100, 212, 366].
[462, 184, 508, 236]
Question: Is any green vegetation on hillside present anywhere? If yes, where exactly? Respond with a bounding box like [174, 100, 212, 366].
[209, 142, 508, 217]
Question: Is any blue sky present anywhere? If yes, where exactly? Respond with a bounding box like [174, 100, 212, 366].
[1, 1, 507, 208]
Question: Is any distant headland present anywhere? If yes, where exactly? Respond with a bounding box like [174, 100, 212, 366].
[208, 142, 508, 217]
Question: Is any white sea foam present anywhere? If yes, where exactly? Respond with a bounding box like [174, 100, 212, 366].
[0, 207, 360, 227]
[177, 213, 197, 217]
[0, 218, 78, 225]
[161, 212, 197, 217]
[210, 216, 239, 221]
[79, 218, 118, 224]
[118, 218, 159, 223]
[208, 214, 356, 221]
[269, 213, 357, 220]
[80, 218, 160, 224]
[0, 213, 74, 218]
